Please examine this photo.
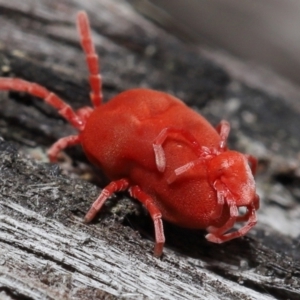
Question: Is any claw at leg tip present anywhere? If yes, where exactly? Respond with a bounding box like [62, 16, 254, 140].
[83, 209, 96, 224]
[154, 248, 163, 258]
[205, 233, 222, 244]
[83, 216, 89, 224]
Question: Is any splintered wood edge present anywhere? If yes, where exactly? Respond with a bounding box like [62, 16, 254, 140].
[0, 200, 276, 300]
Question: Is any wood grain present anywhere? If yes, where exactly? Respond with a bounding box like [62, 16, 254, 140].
[0, 0, 299, 299]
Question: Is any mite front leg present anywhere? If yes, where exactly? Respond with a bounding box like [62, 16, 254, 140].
[167, 159, 203, 184]
[206, 202, 257, 243]
[210, 180, 226, 219]
[215, 120, 230, 150]
[129, 186, 165, 257]
[48, 135, 81, 162]
[245, 154, 258, 175]
[236, 194, 259, 223]
[206, 198, 238, 242]
[84, 179, 130, 223]
[153, 127, 202, 172]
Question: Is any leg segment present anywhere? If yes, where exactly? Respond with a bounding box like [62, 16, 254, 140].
[235, 195, 259, 223]
[206, 198, 238, 237]
[84, 179, 130, 223]
[236, 206, 252, 223]
[153, 127, 202, 172]
[167, 157, 206, 184]
[0, 78, 83, 130]
[245, 154, 258, 175]
[47, 135, 81, 162]
[77, 12, 103, 107]
[216, 120, 230, 150]
[153, 121, 230, 173]
[209, 180, 225, 219]
[206, 202, 257, 243]
[129, 186, 165, 257]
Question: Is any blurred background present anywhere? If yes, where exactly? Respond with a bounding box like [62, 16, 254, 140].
[133, 0, 300, 86]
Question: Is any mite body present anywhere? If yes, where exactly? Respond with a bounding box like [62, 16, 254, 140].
[0, 12, 259, 256]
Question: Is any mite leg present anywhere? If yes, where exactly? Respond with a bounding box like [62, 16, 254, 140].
[48, 135, 81, 162]
[153, 127, 203, 172]
[209, 180, 226, 219]
[206, 203, 257, 243]
[0, 78, 83, 130]
[84, 179, 129, 223]
[236, 194, 259, 224]
[236, 207, 252, 223]
[206, 198, 238, 237]
[129, 186, 165, 257]
[215, 120, 230, 150]
[77, 11, 103, 107]
[245, 154, 258, 175]
[167, 158, 204, 184]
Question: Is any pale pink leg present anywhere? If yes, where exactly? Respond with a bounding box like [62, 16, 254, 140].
[47, 135, 81, 162]
[236, 207, 252, 223]
[206, 198, 238, 236]
[235, 195, 259, 223]
[209, 180, 225, 219]
[216, 120, 230, 150]
[167, 157, 207, 184]
[206, 202, 257, 243]
[77, 12, 102, 107]
[84, 179, 129, 223]
[0, 78, 83, 130]
[245, 154, 258, 175]
[153, 127, 202, 172]
[129, 186, 165, 257]
[206, 203, 257, 243]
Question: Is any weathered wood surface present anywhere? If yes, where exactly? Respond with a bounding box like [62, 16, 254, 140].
[0, 0, 299, 299]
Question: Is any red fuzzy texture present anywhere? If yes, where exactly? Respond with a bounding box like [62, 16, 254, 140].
[81, 89, 223, 227]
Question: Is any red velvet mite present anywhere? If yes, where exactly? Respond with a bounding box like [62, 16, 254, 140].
[0, 11, 259, 256]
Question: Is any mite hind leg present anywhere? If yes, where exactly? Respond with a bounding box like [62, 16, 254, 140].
[0, 78, 83, 129]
